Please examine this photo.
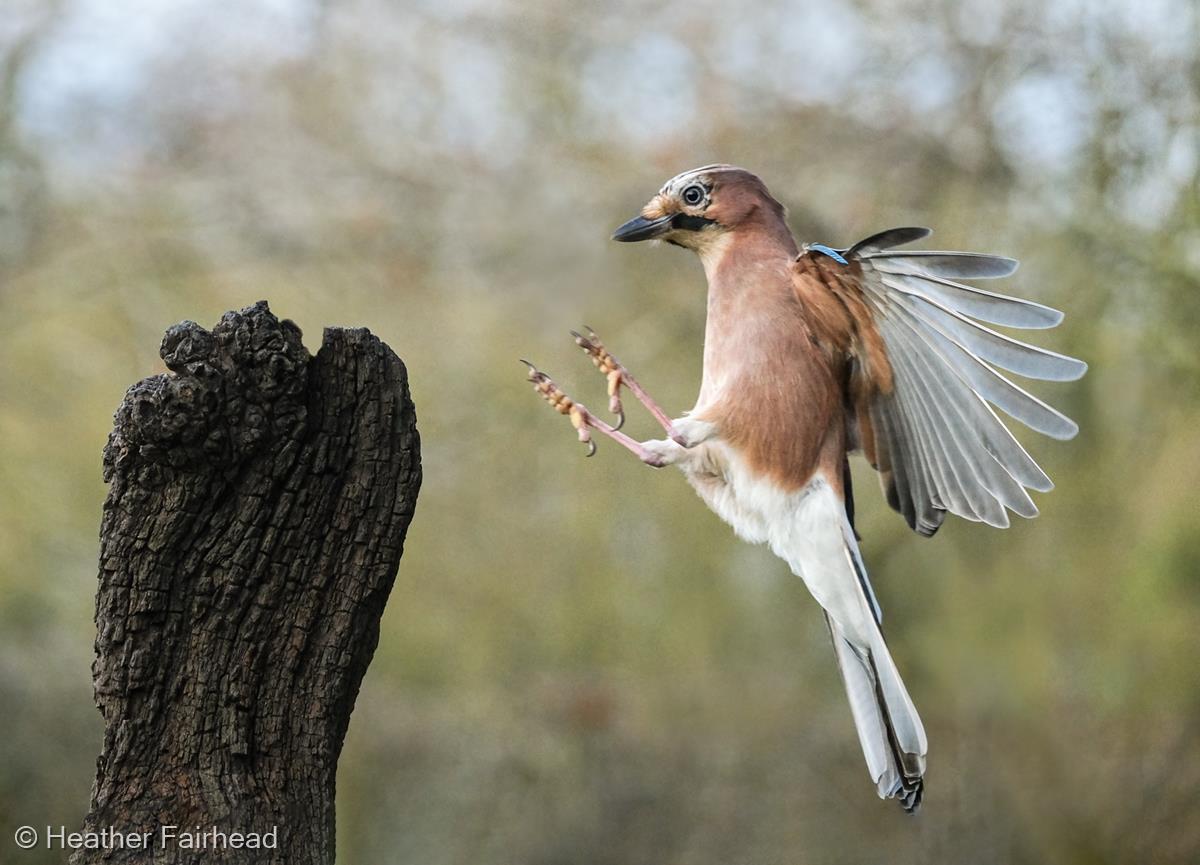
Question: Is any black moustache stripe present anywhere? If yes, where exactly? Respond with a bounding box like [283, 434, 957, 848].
[672, 214, 718, 232]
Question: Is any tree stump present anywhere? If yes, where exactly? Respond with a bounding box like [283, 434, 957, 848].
[74, 302, 421, 865]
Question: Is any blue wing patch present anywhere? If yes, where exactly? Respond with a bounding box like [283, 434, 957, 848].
[808, 243, 849, 265]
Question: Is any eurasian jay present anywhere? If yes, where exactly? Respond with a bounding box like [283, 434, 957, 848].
[525, 164, 1085, 811]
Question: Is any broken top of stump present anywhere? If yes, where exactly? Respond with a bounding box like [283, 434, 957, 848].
[81, 301, 420, 865]
[105, 301, 312, 484]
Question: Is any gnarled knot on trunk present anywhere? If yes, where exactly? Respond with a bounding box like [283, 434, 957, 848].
[104, 302, 311, 485]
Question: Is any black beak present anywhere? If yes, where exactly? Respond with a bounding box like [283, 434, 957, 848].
[611, 213, 674, 242]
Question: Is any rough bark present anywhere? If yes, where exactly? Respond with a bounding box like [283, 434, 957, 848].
[73, 301, 421, 865]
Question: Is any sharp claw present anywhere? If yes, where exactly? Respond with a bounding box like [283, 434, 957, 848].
[524, 361, 578, 427]
[571, 329, 596, 354]
[520, 358, 541, 380]
[574, 416, 597, 457]
[612, 409, 625, 431]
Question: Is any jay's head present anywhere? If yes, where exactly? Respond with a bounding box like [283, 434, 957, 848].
[611, 165, 787, 254]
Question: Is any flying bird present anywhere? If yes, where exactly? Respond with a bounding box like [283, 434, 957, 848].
[524, 165, 1085, 812]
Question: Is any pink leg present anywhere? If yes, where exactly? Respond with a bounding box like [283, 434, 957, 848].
[523, 361, 669, 467]
[571, 328, 687, 447]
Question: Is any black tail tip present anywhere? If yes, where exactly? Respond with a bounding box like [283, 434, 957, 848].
[899, 779, 924, 814]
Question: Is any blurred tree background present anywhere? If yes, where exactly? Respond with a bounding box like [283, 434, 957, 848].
[1, 0, 1198, 862]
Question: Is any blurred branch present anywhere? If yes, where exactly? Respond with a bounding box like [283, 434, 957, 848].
[0, 0, 66, 273]
[0, 0, 65, 139]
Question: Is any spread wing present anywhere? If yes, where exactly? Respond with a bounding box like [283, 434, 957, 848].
[805, 228, 1086, 536]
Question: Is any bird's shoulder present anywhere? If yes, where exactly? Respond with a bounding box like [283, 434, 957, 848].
[787, 246, 893, 390]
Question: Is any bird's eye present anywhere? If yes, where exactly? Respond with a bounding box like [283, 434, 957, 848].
[681, 185, 705, 207]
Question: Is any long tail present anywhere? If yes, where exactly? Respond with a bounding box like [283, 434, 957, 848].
[772, 476, 927, 811]
[825, 611, 926, 812]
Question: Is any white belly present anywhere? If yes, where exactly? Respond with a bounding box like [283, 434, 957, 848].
[680, 439, 878, 647]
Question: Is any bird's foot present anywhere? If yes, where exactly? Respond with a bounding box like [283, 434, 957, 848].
[571, 327, 687, 446]
[522, 361, 671, 467]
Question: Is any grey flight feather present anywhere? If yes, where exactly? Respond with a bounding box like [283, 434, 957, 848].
[842, 231, 1084, 534]
[865, 250, 1019, 279]
[872, 267, 1065, 329]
